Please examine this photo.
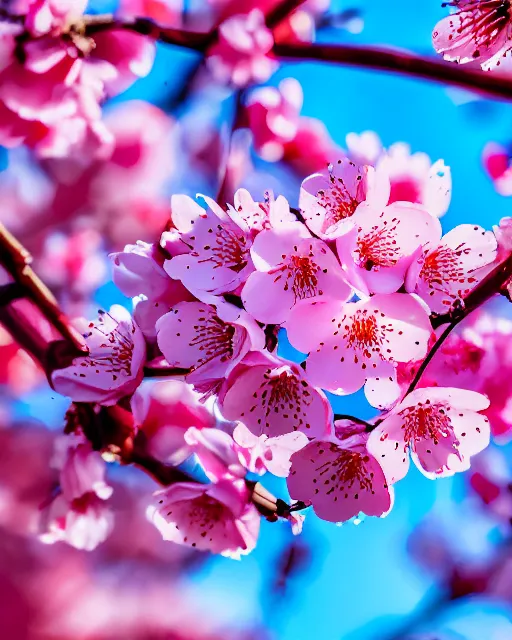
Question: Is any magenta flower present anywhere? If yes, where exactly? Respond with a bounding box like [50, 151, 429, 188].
[368, 387, 491, 481]
[0, 0, 155, 156]
[406, 224, 498, 314]
[287, 423, 393, 523]
[165, 194, 254, 296]
[51, 305, 146, 406]
[131, 380, 216, 465]
[207, 10, 276, 87]
[233, 423, 309, 477]
[184, 426, 248, 482]
[242, 221, 351, 324]
[151, 479, 260, 557]
[336, 202, 442, 295]
[285, 294, 432, 408]
[483, 142, 512, 196]
[433, 0, 512, 70]
[246, 78, 303, 162]
[218, 352, 333, 438]
[156, 299, 264, 385]
[299, 158, 390, 239]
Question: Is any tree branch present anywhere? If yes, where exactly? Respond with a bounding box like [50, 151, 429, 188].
[0, 222, 86, 356]
[273, 42, 512, 101]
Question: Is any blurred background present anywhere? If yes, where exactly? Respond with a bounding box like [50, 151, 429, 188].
[2, 0, 512, 638]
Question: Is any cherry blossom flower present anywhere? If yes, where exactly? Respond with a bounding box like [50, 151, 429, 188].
[131, 380, 216, 465]
[151, 479, 260, 557]
[233, 423, 309, 477]
[51, 305, 146, 405]
[336, 202, 442, 295]
[207, 10, 276, 87]
[346, 133, 452, 217]
[246, 78, 303, 162]
[242, 219, 351, 324]
[368, 388, 491, 482]
[406, 224, 498, 314]
[59, 436, 113, 503]
[285, 293, 432, 408]
[40, 492, 114, 551]
[165, 194, 255, 296]
[231, 190, 297, 235]
[493, 216, 512, 254]
[287, 422, 393, 523]
[218, 353, 332, 438]
[433, 0, 512, 70]
[156, 299, 265, 386]
[299, 158, 390, 239]
[0, 0, 155, 156]
[184, 426, 247, 481]
[378, 143, 452, 218]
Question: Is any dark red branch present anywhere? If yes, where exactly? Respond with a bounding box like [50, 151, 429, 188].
[273, 42, 512, 101]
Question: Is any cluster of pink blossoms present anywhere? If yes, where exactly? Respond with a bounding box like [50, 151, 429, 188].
[42, 140, 512, 556]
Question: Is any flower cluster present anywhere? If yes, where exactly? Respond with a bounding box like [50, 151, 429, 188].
[43, 140, 508, 555]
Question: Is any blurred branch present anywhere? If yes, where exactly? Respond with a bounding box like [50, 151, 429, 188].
[0, 222, 87, 357]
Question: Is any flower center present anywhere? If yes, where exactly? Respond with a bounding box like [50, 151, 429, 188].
[420, 243, 476, 304]
[190, 315, 235, 369]
[445, 0, 511, 55]
[316, 445, 373, 495]
[355, 224, 401, 271]
[196, 224, 249, 273]
[342, 310, 386, 361]
[316, 163, 364, 230]
[284, 254, 321, 300]
[399, 402, 455, 446]
[82, 314, 135, 382]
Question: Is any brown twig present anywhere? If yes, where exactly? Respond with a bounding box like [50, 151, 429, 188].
[0, 222, 86, 355]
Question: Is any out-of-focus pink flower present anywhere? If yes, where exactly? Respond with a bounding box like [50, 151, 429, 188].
[156, 299, 264, 386]
[118, 0, 183, 25]
[346, 133, 452, 217]
[0, 326, 44, 396]
[51, 305, 146, 405]
[483, 142, 512, 195]
[246, 78, 303, 162]
[40, 492, 114, 551]
[132, 380, 216, 464]
[242, 217, 351, 324]
[406, 224, 498, 314]
[233, 422, 309, 477]
[0, 1, 155, 157]
[285, 293, 432, 408]
[368, 387, 490, 482]
[36, 228, 107, 301]
[59, 435, 113, 502]
[336, 202, 442, 295]
[151, 478, 260, 557]
[379, 143, 452, 217]
[416, 312, 512, 440]
[433, 1, 512, 70]
[165, 194, 255, 296]
[218, 352, 332, 438]
[288, 422, 393, 523]
[282, 117, 342, 176]
[207, 10, 276, 87]
[299, 158, 390, 239]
